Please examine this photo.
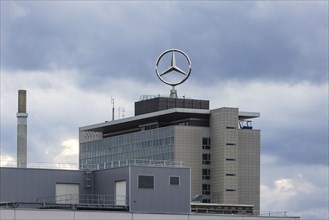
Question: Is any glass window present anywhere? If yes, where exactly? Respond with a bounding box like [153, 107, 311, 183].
[138, 175, 154, 189]
[202, 169, 210, 180]
[202, 184, 210, 195]
[202, 154, 211, 165]
[226, 189, 236, 192]
[169, 176, 180, 185]
[226, 158, 236, 161]
[202, 138, 211, 149]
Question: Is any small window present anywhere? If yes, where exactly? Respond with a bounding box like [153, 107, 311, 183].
[202, 154, 211, 165]
[202, 184, 210, 195]
[170, 176, 180, 185]
[226, 174, 236, 176]
[202, 199, 211, 203]
[226, 126, 236, 129]
[202, 145, 211, 150]
[202, 169, 211, 180]
[202, 138, 211, 149]
[226, 189, 236, 192]
[226, 158, 236, 161]
[138, 175, 154, 189]
[226, 143, 236, 146]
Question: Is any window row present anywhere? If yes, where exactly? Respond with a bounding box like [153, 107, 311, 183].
[138, 175, 180, 189]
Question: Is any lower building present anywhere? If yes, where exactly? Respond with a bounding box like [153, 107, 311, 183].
[0, 164, 191, 214]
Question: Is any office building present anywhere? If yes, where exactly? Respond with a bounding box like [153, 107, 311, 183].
[79, 96, 260, 211]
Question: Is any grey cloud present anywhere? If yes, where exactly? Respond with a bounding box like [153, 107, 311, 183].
[1, 1, 327, 87]
[260, 155, 328, 218]
[262, 127, 328, 166]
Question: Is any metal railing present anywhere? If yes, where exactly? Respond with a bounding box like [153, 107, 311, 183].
[37, 193, 128, 209]
[191, 207, 254, 215]
[1, 159, 184, 171]
[139, 94, 191, 101]
[80, 159, 184, 171]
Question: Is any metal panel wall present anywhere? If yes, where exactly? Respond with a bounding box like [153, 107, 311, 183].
[129, 166, 191, 214]
[92, 167, 129, 204]
[0, 168, 85, 203]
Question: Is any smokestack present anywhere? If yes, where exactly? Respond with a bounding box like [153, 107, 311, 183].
[17, 90, 28, 168]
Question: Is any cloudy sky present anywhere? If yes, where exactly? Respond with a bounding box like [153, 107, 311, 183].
[1, 1, 328, 219]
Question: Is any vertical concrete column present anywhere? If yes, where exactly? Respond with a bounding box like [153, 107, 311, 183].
[17, 90, 28, 168]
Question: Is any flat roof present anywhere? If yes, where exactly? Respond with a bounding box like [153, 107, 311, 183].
[238, 111, 260, 120]
[80, 108, 211, 132]
[80, 108, 260, 133]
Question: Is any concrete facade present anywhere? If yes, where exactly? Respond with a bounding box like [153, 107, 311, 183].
[174, 126, 204, 199]
[17, 90, 28, 168]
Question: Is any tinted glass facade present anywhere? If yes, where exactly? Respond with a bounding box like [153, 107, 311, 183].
[80, 126, 174, 169]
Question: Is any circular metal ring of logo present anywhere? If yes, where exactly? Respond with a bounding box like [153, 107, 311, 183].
[155, 49, 192, 86]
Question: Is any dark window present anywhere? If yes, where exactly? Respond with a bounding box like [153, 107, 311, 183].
[226, 126, 236, 129]
[202, 169, 210, 180]
[202, 184, 211, 195]
[138, 175, 154, 189]
[202, 138, 210, 145]
[202, 199, 211, 203]
[226, 174, 236, 176]
[170, 176, 180, 185]
[226, 143, 236, 146]
[226, 189, 236, 192]
[226, 158, 236, 161]
[202, 154, 211, 165]
[203, 145, 211, 150]
[202, 138, 211, 149]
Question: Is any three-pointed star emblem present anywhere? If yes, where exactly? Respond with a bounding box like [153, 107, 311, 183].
[155, 49, 191, 86]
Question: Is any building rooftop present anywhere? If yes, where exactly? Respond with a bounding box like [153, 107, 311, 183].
[80, 107, 259, 134]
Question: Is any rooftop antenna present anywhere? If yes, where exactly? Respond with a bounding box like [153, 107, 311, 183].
[111, 97, 114, 121]
[118, 106, 125, 119]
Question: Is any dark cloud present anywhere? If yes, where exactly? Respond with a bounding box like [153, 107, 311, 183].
[262, 126, 328, 166]
[1, 1, 327, 87]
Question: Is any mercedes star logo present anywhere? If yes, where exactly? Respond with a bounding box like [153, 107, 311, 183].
[155, 49, 192, 87]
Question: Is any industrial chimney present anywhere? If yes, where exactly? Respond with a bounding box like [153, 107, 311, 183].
[17, 90, 28, 168]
